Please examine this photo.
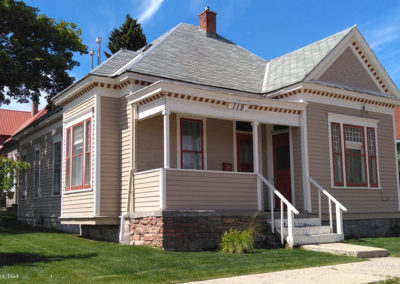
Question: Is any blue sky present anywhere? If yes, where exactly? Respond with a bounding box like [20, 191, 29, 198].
[3, 0, 400, 111]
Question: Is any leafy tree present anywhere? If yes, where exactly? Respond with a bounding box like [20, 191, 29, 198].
[0, 0, 88, 106]
[105, 14, 147, 58]
[0, 156, 30, 199]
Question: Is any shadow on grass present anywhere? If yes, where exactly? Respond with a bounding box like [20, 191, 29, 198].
[0, 252, 97, 267]
[0, 224, 64, 236]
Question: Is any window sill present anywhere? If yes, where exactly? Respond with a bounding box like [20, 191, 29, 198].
[63, 188, 92, 194]
[331, 186, 381, 190]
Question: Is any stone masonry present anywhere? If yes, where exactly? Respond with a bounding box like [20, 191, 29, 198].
[129, 211, 280, 251]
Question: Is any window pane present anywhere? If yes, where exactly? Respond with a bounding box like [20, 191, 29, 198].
[66, 129, 70, 156]
[345, 126, 363, 143]
[182, 120, 201, 151]
[276, 145, 290, 170]
[86, 121, 91, 152]
[34, 150, 40, 197]
[66, 159, 70, 187]
[182, 152, 202, 169]
[85, 153, 90, 185]
[53, 142, 61, 194]
[72, 156, 82, 186]
[369, 157, 377, 185]
[332, 124, 340, 153]
[346, 149, 366, 184]
[73, 124, 83, 155]
[333, 154, 343, 184]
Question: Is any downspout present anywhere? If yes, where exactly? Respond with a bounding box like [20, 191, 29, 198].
[119, 103, 137, 243]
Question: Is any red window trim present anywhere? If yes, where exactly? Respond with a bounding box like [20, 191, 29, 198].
[83, 119, 91, 188]
[180, 118, 204, 170]
[331, 122, 344, 186]
[367, 127, 378, 187]
[65, 118, 91, 191]
[343, 124, 368, 187]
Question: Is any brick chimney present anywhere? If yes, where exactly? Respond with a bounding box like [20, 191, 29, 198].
[199, 6, 216, 34]
[31, 100, 38, 116]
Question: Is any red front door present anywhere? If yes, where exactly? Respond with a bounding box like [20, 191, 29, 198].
[273, 133, 292, 206]
[237, 134, 253, 172]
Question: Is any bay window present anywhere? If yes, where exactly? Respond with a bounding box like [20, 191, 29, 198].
[65, 118, 91, 191]
[181, 118, 203, 170]
[329, 117, 379, 188]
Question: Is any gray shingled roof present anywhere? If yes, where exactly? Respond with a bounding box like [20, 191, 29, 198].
[126, 23, 267, 93]
[88, 24, 355, 95]
[90, 49, 138, 76]
[262, 27, 354, 93]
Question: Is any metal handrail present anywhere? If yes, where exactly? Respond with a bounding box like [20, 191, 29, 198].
[257, 173, 299, 246]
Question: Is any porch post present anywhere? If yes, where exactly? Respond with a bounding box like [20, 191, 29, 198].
[300, 109, 312, 212]
[252, 121, 263, 210]
[162, 110, 171, 168]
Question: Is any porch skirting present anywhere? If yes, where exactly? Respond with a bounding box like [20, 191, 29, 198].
[128, 210, 280, 251]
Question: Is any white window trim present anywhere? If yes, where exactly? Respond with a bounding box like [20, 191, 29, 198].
[328, 113, 380, 189]
[33, 144, 41, 199]
[176, 113, 207, 170]
[52, 134, 62, 197]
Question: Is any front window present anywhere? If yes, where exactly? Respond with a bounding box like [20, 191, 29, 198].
[65, 118, 91, 191]
[34, 148, 40, 198]
[330, 121, 378, 188]
[53, 141, 61, 195]
[181, 118, 203, 170]
[20, 154, 27, 199]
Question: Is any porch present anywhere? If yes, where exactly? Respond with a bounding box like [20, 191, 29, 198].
[124, 81, 347, 248]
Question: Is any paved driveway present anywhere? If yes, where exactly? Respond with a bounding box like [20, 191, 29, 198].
[187, 257, 400, 284]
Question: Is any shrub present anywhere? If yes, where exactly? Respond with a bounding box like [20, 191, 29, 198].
[220, 228, 254, 253]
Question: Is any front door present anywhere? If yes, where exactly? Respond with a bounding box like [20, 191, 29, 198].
[272, 132, 292, 206]
[237, 134, 253, 172]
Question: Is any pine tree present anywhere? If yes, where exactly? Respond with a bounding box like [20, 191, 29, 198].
[105, 14, 147, 58]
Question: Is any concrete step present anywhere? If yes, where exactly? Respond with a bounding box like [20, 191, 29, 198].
[292, 233, 344, 247]
[302, 243, 389, 258]
[272, 217, 321, 228]
[279, 225, 332, 236]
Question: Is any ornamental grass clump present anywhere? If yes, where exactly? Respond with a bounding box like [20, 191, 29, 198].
[220, 228, 254, 253]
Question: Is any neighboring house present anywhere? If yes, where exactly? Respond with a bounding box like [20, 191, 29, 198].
[0, 108, 32, 208]
[7, 8, 400, 250]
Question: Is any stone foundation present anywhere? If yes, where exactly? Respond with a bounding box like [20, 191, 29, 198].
[129, 211, 280, 251]
[343, 218, 400, 238]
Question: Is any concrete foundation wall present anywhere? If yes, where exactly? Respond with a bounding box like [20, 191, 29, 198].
[343, 218, 400, 238]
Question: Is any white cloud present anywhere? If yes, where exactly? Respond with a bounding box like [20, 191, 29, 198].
[366, 24, 400, 51]
[137, 0, 164, 23]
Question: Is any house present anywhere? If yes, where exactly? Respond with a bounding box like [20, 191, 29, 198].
[6, 7, 400, 250]
[0, 107, 33, 208]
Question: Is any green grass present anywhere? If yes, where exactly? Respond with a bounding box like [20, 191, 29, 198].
[0, 225, 362, 284]
[345, 237, 400, 257]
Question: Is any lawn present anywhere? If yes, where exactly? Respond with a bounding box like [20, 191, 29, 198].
[345, 237, 400, 257]
[0, 225, 362, 284]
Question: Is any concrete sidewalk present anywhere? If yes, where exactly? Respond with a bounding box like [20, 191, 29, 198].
[188, 257, 400, 284]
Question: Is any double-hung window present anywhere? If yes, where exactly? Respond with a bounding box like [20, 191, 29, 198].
[34, 147, 40, 198]
[329, 114, 379, 188]
[180, 118, 204, 170]
[53, 141, 61, 195]
[65, 118, 91, 191]
[20, 154, 27, 199]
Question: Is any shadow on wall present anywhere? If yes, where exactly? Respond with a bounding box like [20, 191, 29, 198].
[0, 252, 97, 267]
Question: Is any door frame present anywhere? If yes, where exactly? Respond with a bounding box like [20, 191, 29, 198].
[268, 126, 296, 206]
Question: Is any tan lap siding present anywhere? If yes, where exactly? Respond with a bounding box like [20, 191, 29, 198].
[120, 98, 132, 214]
[137, 115, 163, 171]
[62, 96, 95, 217]
[100, 96, 120, 216]
[18, 123, 62, 222]
[307, 102, 398, 214]
[207, 118, 234, 171]
[134, 170, 160, 211]
[165, 170, 257, 210]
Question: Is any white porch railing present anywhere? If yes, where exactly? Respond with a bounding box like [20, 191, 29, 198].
[257, 173, 300, 246]
[307, 176, 347, 234]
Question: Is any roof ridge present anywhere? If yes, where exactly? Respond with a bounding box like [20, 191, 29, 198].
[126, 23, 183, 70]
[269, 26, 354, 63]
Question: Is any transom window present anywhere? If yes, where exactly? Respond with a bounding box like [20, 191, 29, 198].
[330, 120, 378, 188]
[180, 118, 203, 170]
[65, 119, 91, 191]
